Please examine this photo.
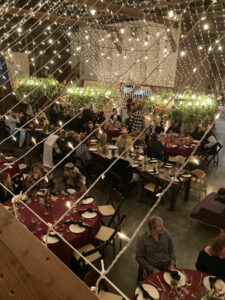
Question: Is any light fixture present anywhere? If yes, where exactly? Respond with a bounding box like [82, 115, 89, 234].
[203, 23, 209, 30]
[90, 9, 96, 15]
[120, 28, 125, 34]
[168, 10, 174, 18]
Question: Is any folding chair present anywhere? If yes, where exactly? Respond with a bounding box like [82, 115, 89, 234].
[202, 142, 223, 166]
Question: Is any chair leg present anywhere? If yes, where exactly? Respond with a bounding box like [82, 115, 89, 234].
[189, 217, 193, 227]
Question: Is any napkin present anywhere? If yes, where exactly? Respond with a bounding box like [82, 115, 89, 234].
[166, 270, 180, 281]
[209, 276, 225, 289]
[137, 282, 154, 300]
[64, 220, 92, 229]
[78, 208, 99, 215]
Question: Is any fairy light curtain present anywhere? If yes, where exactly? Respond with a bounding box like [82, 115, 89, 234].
[70, 20, 181, 88]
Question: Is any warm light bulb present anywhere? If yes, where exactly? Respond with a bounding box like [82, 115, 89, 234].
[203, 23, 209, 30]
[168, 10, 174, 18]
[90, 9, 96, 15]
[120, 28, 125, 34]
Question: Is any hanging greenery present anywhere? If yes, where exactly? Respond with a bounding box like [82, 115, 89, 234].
[144, 90, 217, 129]
[64, 84, 116, 110]
[13, 75, 60, 102]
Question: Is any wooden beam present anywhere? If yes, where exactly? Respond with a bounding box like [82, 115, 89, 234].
[0, 6, 87, 27]
[0, 205, 98, 300]
[67, 0, 176, 26]
[138, 0, 201, 10]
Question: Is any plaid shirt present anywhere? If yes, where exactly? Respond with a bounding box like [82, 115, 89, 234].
[130, 111, 144, 132]
[75, 144, 91, 165]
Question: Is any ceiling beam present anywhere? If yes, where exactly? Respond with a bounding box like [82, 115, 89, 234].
[67, 0, 177, 26]
[0, 6, 87, 27]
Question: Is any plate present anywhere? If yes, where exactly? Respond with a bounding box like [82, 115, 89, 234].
[69, 224, 86, 234]
[82, 197, 94, 205]
[37, 189, 47, 196]
[3, 162, 13, 166]
[81, 211, 97, 219]
[35, 128, 44, 131]
[89, 147, 98, 152]
[147, 169, 159, 175]
[163, 270, 186, 288]
[135, 284, 159, 300]
[5, 156, 14, 160]
[132, 164, 139, 168]
[138, 155, 145, 161]
[67, 188, 76, 195]
[203, 276, 225, 296]
[109, 145, 118, 150]
[170, 176, 183, 182]
[181, 173, 192, 178]
[192, 139, 199, 143]
[183, 145, 189, 148]
[149, 159, 158, 163]
[42, 234, 59, 244]
[90, 139, 98, 143]
[172, 145, 178, 148]
[164, 164, 173, 168]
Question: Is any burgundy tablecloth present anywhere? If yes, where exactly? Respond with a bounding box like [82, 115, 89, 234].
[0, 156, 20, 177]
[5, 193, 100, 267]
[130, 269, 208, 300]
[158, 135, 200, 159]
[107, 125, 121, 138]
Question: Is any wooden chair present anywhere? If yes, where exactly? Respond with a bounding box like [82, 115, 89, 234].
[191, 169, 207, 201]
[140, 179, 164, 203]
[83, 269, 123, 300]
[95, 214, 127, 258]
[98, 189, 125, 225]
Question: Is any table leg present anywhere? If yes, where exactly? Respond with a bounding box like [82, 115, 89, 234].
[184, 179, 191, 202]
[169, 186, 178, 211]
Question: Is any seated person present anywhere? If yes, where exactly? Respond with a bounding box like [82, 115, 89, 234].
[5, 110, 20, 131]
[100, 144, 110, 158]
[63, 162, 85, 193]
[75, 134, 92, 167]
[110, 108, 122, 123]
[136, 216, 176, 277]
[191, 124, 204, 140]
[147, 133, 163, 160]
[25, 163, 56, 191]
[98, 126, 108, 147]
[115, 128, 133, 155]
[96, 111, 105, 124]
[110, 156, 139, 185]
[49, 104, 60, 125]
[0, 172, 15, 203]
[84, 121, 97, 137]
[64, 131, 79, 150]
[166, 121, 182, 134]
[196, 233, 225, 278]
[149, 116, 164, 134]
[82, 104, 95, 126]
[201, 131, 217, 154]
[36, 108, 48, 125]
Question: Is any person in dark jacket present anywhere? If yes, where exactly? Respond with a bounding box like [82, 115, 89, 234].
[82, 104, 95, 125]
[147, 133, 164, 160]
[196, 233, 225, 278]
[0, 172, 14, 204]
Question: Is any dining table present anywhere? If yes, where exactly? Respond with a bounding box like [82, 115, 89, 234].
[157, 134, 200, 160]
[0, 154, 20, 177]
[130, 269, 217, 300]
[4, 191, 100, 267]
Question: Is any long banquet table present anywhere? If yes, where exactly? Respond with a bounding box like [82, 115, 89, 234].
[130, 269, 209, 300]
[4, 192, 100, 267]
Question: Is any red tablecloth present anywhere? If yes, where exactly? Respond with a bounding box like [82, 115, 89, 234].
[0, 156, 20, 177]
[130, 269, 208, 300]
[4, 193, 100, 267]
[158, 135, 200, 159]
[107, 125, 121, 138]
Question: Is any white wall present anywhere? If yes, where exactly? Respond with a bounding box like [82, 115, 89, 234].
[70, 20, 181, 88]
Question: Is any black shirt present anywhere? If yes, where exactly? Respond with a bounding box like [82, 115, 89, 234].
[147, 140, 163, 159]
[196, 249, 225, 278]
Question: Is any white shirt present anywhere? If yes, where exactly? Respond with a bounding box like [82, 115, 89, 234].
[5, 115, 20, 131]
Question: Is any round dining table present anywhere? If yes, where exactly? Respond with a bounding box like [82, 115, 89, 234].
[4, 192, 100, 267]
[130, 269, 211, 300]
[0, 154, 20, 177]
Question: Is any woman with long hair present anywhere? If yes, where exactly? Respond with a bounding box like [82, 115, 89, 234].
[196, 233, 225, 277]
[0, 172, 14, 203]
[63, 163, 86, 193]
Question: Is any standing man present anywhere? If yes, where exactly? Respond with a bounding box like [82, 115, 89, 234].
[136, 216, 176, 278]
